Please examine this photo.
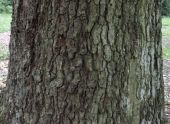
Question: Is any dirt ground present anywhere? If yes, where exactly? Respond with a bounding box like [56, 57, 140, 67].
[1, 32, 170, 122]
[0, 60, 8, 90]
[0, 32, 10, 46]
[0, 32, 9, 90]
[164, 59, 170, 122]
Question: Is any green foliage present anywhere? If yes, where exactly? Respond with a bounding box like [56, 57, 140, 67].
[0, 14, 11, 33]
[162, 0, 170, 16]
[0, 0, 12, 13]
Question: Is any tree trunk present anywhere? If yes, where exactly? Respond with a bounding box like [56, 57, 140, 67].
[5, 0, 164, 124]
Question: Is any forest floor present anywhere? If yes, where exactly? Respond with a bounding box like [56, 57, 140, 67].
[163, 59, 170, 123]
[0, 32, 9, 90]
[0, 32, 170, 122]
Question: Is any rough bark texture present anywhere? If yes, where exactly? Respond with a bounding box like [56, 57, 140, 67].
[5, 0, 164, 124]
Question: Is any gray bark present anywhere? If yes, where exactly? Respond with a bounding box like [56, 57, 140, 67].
[4, 0, 164, 124]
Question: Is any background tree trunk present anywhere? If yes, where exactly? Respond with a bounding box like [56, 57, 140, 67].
[5, 0, 164, 123]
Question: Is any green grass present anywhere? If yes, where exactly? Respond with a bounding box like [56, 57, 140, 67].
[163, 48, 170, 60]
[0, 13, 11, 33]
[162, 17, 170, 26]
[162, 17, 170, 59]
[0, 13, 11, 60]
[162, 17, 170, 37]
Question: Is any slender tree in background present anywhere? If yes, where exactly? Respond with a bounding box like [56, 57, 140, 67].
[4, 0, 164, 124]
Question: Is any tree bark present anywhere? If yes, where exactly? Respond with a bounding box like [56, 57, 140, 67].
[5, 0, 164, 124]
